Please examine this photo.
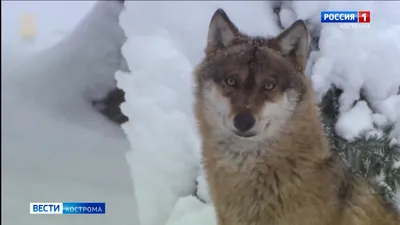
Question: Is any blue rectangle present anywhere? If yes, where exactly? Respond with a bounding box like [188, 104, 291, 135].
[62, 202, 106, 214]
[321, 11, 358, 23]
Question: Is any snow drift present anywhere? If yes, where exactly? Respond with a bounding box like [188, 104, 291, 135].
[116, 32, 201, 225]
[291, 1, 400, 141]
[2, 1, 137, 225]
[122, 1, 280, 66]
[3, 1, 129, 128]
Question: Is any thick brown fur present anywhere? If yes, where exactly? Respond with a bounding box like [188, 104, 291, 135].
[194, 8, 400, 225]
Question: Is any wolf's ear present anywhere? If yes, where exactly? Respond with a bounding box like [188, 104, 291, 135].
[206, 9, 240, 55]
[275, 20, 309, 71]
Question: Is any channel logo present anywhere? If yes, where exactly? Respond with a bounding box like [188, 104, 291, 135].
[321, 11, 371, 23]
[30, 202, 106, 214]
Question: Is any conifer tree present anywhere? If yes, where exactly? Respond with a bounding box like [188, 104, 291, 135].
[320, 88, 400, 204]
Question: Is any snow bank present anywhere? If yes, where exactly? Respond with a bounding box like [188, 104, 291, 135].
[1, 1, 96, 51]
[2, 1, 137, 225]
[4, 1, 129, 130]
[166, 196, 216, 225]
[283, 1, 400, 141]
[121, 1, 280, 66]
[116, 32, 201, 225]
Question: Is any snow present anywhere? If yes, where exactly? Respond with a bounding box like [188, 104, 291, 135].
[2, 1, 137, 225]
[122, 1, 280, 66]
[195, 172, 212, 204]
[335, 100, 375, 142]
[293, 1, 400, 141]
[3, 1, 400, 225]
[1, 1, 96, 51]
[391, 110, 400, 141]
[166, 196, 216, 225]
[116, 33, 201, 225]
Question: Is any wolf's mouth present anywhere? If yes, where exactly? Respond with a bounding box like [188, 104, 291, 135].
[233, 131, 256, 138]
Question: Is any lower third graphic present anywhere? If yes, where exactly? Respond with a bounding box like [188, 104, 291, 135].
[30, 202, 106, 214]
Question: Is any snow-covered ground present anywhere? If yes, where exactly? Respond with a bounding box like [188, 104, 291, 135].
[2, 1, 400, 225]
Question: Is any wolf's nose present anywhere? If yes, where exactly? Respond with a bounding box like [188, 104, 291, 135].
[233, 112, 255, 132]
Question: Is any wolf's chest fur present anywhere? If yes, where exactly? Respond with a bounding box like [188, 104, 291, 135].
[202, 137, 340, 225]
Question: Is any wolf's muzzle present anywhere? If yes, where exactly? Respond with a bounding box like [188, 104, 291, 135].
[233, 112, 255, 133]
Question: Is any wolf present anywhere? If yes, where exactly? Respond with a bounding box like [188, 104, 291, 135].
[194, 8, 400, 225]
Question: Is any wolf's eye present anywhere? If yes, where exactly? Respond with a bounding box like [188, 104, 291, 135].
[225, 78, 237, 87]
[264, 83, 276, 90]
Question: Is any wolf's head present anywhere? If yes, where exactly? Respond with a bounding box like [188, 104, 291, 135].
[195, 9, 310, 140]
